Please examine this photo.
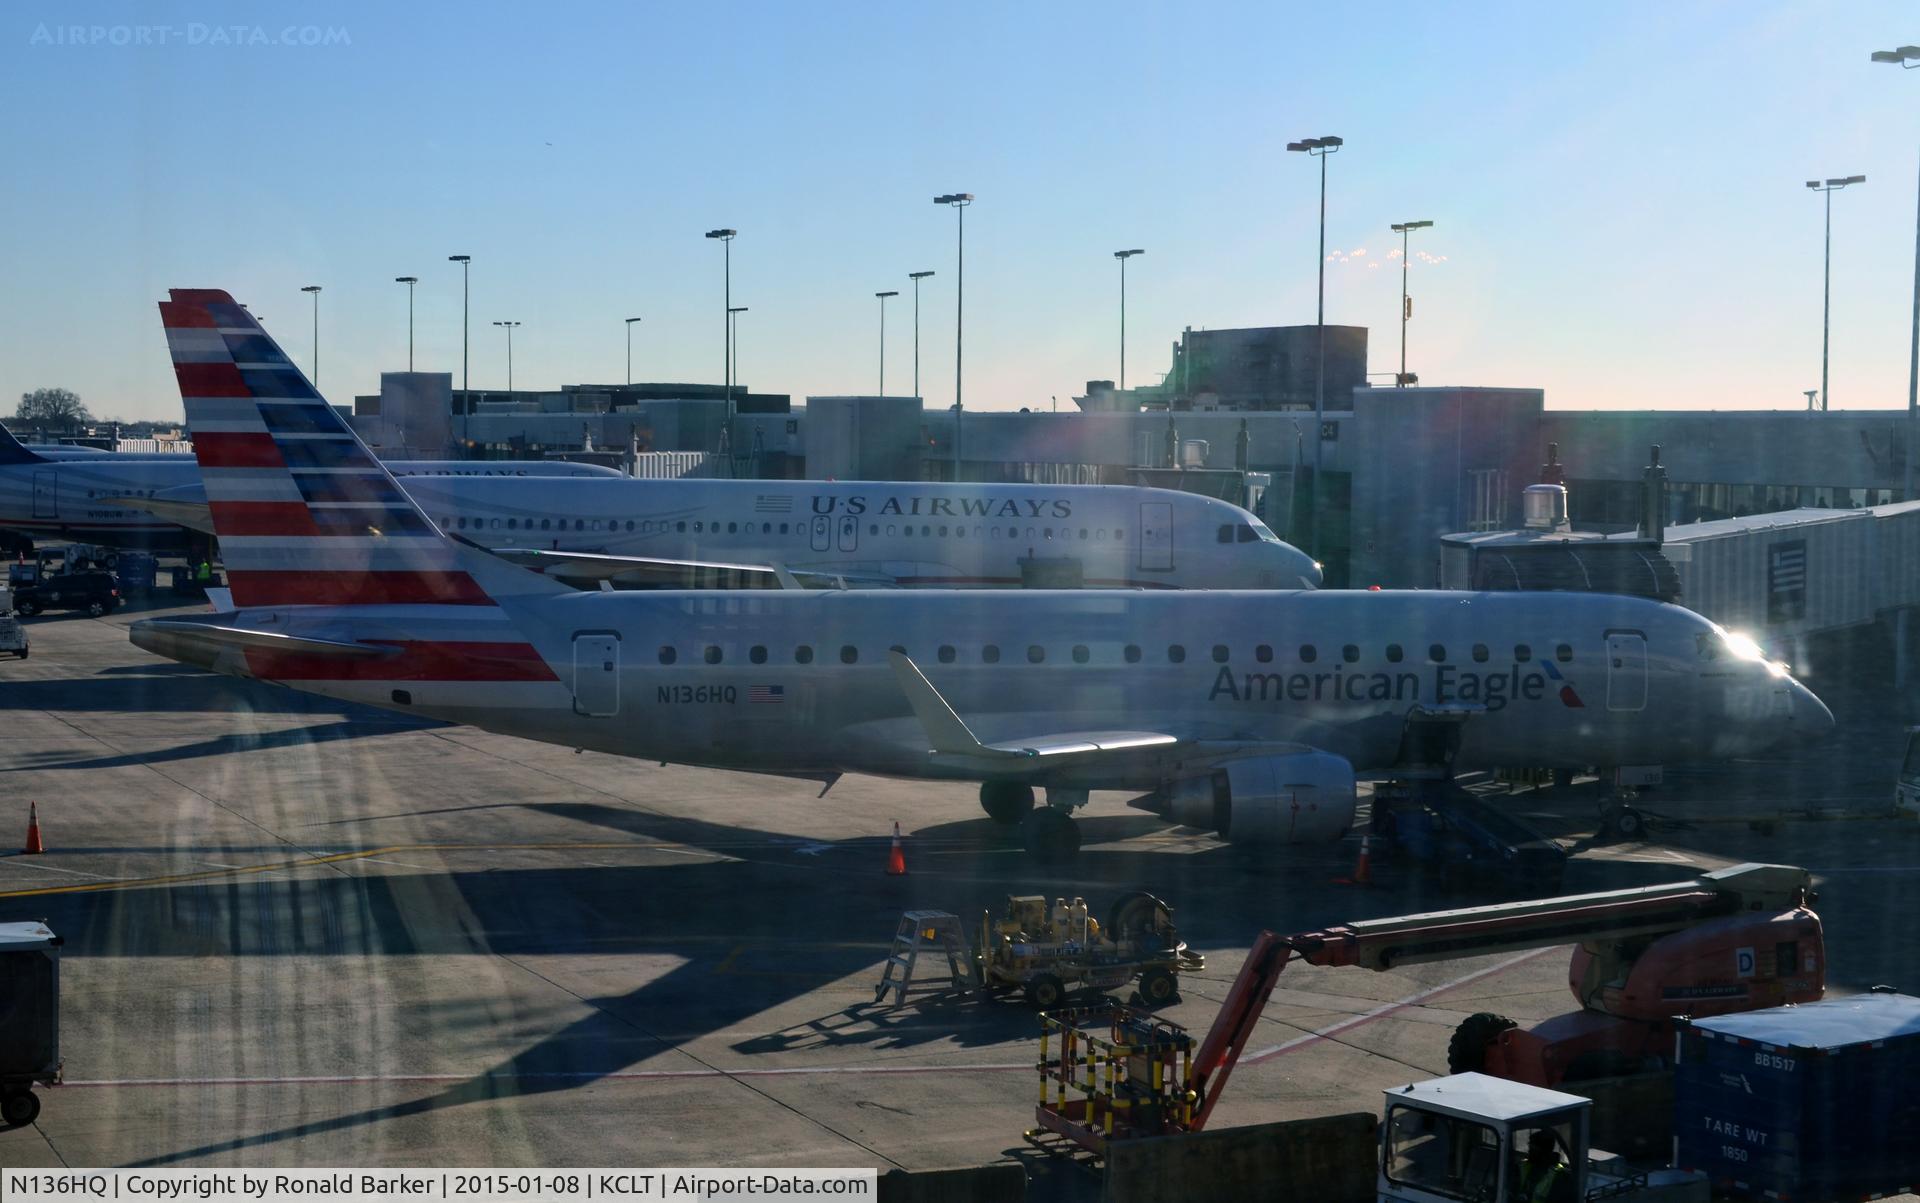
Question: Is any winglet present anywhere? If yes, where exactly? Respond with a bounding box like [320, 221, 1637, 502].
[887, 650, 996, 756]
[0, 423, 48, 466]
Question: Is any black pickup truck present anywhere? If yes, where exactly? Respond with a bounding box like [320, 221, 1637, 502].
[12, 570, 121, 617]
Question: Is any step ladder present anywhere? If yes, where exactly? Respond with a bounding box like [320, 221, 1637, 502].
[875, 910, 971, 1006]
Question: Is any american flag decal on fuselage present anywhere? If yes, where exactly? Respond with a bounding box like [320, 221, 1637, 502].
[748, 684, 785, 703]
[160, 289, 491, 609]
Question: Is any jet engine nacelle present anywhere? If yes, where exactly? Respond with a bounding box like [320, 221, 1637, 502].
[1167, 752, 1357, 845]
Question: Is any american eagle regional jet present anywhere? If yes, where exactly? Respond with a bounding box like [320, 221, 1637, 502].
[130, 290, 1833, 857]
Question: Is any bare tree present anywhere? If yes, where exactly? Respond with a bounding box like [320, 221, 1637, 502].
[15, 388, 90, 429]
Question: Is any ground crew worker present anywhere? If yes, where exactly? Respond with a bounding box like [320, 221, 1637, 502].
[1512, 1129, 1574, 1203]
[195, 559, 212, 586]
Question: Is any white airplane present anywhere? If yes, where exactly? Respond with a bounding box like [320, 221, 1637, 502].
[130, 290, 1834, 857]
[0, 421, 618, 555]
[137, 474, 1320, 590]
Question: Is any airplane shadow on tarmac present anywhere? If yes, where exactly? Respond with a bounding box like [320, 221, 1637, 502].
[9, 724, 1805, 1165]
[5, 793, 1369, 1166]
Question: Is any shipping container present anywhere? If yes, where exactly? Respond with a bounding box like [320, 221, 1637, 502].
[1674, 992, 1920, 1201]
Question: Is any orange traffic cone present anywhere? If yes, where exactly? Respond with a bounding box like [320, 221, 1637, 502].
[22, 801, 44, 855]
[1335, 834, 1371, 885]
[885, 821, 907, 876]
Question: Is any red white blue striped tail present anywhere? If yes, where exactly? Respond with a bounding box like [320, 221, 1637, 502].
[160, 289, 496, 609]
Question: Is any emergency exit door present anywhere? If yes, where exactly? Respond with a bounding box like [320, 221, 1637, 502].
[32, 470, 56, 519]
[1605, 631, 1647, 712]
[810, 514, 831, 552]
[1137, 501, 1173, 572]
[838, 514, 859, 551]
[572, 633, 620, 716]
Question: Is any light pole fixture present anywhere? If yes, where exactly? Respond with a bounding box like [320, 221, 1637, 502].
[625, 316, 642, 387]
[908, 270, 935, 400]
[1388, 221, 1433, 387]
[1806, 175, 1865, 412]
[875, 291, 899, 395]
[1286, 135, 1342, 555]
[394, 277, 418, 371]
[1113, 249, 1145, 390]
[1873, 45, 1920, 498]
[705, 229, 737, 426]
[492, 320, 521, 392]
[300, 285, 322, 385]
[934, 194, 973, 477]
[449, 255, 472, 443]
[727, 306, 748, 392]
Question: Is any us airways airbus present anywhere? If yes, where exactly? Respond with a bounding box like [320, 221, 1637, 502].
[0, 422, 617, 554]
[130, 291, 1834, 857]
[140, 474, 1319, 590]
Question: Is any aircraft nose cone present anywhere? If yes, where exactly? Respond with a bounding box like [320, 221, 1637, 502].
[1786, 680, 1835, 743]
[1293, 554, 1324, 589]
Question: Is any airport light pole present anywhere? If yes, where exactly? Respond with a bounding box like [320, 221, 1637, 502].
[1286, 135, 1342, 553]
[300, 285, 322, 385]
[875, 291, 898, 395]
[935, 193, 973, 478]
[1873, 45, 1920, 499]
[728, 307, 747, 398]
[625, 316, 642, 387]
[449, 255, 471, 445]
[1113, 249, 1145, 390]
[908, 270, 934, 400]
[1389, 221, 1432, 387]
[492, 320, 521, 392]
[1806, 175, 1865, 412]
[394, 277, 418, 371]
[705, 229, 737, 426]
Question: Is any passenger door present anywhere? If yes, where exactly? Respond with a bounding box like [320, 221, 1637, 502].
[572, 633, 620, 716]
[1137, 501, 1173, 572]
[32, 470, 56, 519]
[1605, 631, 1647, 712]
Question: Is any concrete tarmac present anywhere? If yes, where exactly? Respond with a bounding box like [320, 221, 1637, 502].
[2, 600, 1917, 1192]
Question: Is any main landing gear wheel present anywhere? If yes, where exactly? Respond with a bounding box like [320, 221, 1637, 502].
[1, 1089, 40, 1128]
[1021, 807, 1082, 861]
[980, 781, 1036, 825]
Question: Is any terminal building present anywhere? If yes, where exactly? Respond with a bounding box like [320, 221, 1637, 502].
[347, 324, 1920, 682]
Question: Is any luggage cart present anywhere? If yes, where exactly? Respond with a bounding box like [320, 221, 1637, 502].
[0, 921, 62, 1127]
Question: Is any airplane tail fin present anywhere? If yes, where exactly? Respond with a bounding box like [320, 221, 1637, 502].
[0, 423, 48, 466]
[158, 288, 563, 608]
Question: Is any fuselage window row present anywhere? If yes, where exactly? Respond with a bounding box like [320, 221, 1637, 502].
[448, 513, 1134, 544]
[645, 642, 1583, 669]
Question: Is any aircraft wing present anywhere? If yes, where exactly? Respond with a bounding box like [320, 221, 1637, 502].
[887, 650, 1180, 763]
[488, 547, 896, 590]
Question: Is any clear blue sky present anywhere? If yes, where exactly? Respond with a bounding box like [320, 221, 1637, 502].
[3, 1, 1917, 420]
